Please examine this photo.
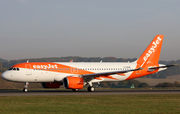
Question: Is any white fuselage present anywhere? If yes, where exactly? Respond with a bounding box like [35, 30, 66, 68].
[1, 62, 137, 83]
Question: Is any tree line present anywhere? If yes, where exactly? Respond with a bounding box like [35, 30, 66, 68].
[100, 80, 180, 88]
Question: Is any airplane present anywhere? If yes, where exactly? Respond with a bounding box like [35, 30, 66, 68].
[1, 35, 177, 92]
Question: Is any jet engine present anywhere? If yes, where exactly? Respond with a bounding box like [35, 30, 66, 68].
[41, 82, 62, 88]
[63, 77, 84, 89]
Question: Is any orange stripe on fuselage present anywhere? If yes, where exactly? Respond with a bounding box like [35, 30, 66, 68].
[12, 62, 94, 75]
[100, 76, 118, 80]
[94, 76, 118, 80]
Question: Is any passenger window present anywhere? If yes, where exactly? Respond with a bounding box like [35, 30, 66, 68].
[17, 68, 19, 71]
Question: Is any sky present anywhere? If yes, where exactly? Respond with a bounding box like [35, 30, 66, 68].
[0, 0, 180, 61]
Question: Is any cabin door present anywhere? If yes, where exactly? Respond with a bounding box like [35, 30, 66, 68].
[26, 64, 32, 75]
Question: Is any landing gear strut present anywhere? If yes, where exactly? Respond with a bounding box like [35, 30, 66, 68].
[23, 82, 29, 92]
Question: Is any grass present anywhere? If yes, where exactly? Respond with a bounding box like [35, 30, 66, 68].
[0, 94, 180, 114]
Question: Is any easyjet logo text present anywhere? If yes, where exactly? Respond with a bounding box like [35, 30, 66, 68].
[143, 36, 162, 61]
[33, 64, 58, 69]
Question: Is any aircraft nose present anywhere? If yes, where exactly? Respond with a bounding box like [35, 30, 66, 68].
[1, 71, 18, 82]
[1, 72, 6, 79]
[1, 71, 10, 81]
[1, 72, 5, 79]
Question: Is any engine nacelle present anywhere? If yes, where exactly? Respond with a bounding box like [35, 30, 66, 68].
[63, 77, 84, 89]
[41, 82, 62, 88]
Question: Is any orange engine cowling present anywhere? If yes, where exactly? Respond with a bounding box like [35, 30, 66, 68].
[63, 77, 84, 89]
[41, 82, 62, 88]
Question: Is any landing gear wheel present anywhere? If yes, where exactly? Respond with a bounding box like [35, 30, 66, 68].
[23, 82, 29, 93]
[72, 89, 79, 92]
[87, 86, 95, 92]
[23, 88, 28, 92]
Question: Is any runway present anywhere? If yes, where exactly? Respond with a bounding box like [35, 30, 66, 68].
[0, 89, 180, 96]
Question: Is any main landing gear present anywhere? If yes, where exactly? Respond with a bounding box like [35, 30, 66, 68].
[72, 87, 95, 92]
[87, 86, 95, 92]
[72, 89, 79, 92]
[87, 82, 95, 92]
[23, 82, 29, 92]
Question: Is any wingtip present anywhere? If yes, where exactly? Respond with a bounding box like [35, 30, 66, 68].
[173, 64, 179, 66]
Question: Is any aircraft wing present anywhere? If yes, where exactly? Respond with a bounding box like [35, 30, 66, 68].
[82, 67, 143, 80]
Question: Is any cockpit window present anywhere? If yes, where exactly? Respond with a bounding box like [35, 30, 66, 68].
[8, 68, 13, 70]
[8, 67, 20, 71]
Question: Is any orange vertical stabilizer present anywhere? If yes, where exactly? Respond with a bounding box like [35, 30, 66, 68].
[136, 35, 164, 67]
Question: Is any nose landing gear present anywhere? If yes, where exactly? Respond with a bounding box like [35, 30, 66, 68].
[23, 82, 29, 92]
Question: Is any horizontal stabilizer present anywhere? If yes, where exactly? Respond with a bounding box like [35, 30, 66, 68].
[148, 64, 178, 71]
